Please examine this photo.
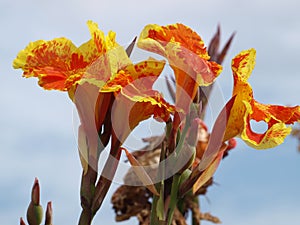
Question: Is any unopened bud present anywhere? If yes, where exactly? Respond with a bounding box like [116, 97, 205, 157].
[45, 202, 53, 225]
[20, 217, 26, 225]
[227, 138, 237, 150]
[27, 178, 43, 225]
[31, 178, 40, 205]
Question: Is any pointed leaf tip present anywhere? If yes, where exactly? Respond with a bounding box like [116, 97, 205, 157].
[208, 25, 221, 60]
[20, 217, 26, 225]
[216, 31, 236, 64]
[122, 148, 159, 196]
[125, 36, 137, 57]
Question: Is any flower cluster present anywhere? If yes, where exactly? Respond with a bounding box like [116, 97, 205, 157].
[13, 21, 300, 225]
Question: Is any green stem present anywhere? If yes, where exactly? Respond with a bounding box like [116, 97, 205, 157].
[78, 165, 97, 225]
[175, 117, 190, 156]
[78, 208, 93, 225]
[91, 138, 121, 213]
[150, 136, 167, 225]
[192, 197, 200, 225]
[166, 174, 181, 225]
[150, 188, 161, 225]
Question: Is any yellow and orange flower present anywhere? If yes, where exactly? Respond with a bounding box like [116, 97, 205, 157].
[13, 20, 175, 136]
[99, 59, 176, 143]
[13, 20, 130, 96]
[224, 49, 300, 149]
[137, 23, 222, 113]
[13, 20, 176, 170]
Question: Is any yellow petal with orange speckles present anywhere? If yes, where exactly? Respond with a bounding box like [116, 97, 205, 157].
[13, 20, 127, 93]
[100, 58, 166, 93]
[225, 48, 300, 149]
[241, 101, 295, 149]
[223, 49, 255, 141]
[138, 23, 222, 113]
[111, 88, 176, 143]
[138, 23, 210, 59]
[13, 38, 84, 91]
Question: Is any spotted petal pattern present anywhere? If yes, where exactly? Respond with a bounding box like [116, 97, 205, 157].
[138, 23, 222, 112]
[13, 21, 130, 94]
[225, 49, 300, 149]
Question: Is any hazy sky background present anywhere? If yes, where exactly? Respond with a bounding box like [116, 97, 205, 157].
[1, 0, 300, 224]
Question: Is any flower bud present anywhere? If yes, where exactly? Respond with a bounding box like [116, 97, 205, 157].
[31, 178, 40, 205]
[227, 138, 237, 150]
[45, 202, 53, 225]
[20, 217, 26, 225]
[27, 178, 43, 225]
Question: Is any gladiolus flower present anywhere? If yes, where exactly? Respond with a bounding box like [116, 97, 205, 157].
[224, 49, 300, 149]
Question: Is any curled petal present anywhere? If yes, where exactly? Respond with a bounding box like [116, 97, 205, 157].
[138, 23, 222, 113]
[224, 49, 255, 141]
[225, 48, 300, 149]
[242, 101, 300, 149]
[231, 48, 256, 83]
[252, 101, 300, 125]
[101, 58, 166, 93]
[138, 23, 209, 59]
[79, 20, 106, 62]
[111, 89, 175, 143]
[13, 38, 84, 91]
[123, 58, 166, 90]
[13, 20, 123, 93]
[128, 94, 174, 127]
[79, 46, 131, 93]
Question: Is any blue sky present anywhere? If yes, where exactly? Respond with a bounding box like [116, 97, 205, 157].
[1, 0, 300, 224]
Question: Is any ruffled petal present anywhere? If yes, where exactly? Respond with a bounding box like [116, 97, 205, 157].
[94, 57, 173, 143]
[13, 38, 84, 91]
[224, 49, 255, 141]
[225, 48, 300, 149]
[241, 101, 294, 149]
[111, 88, 175, 143]
[13, 20, 126, 92]
[138, 23, 222, 112]
[138, 23, 210, 59]
[251, 100, 300, 125]
[101, 58, 166, 93]
[78, 20, 107, 63]
[241, 100, 300, 149]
